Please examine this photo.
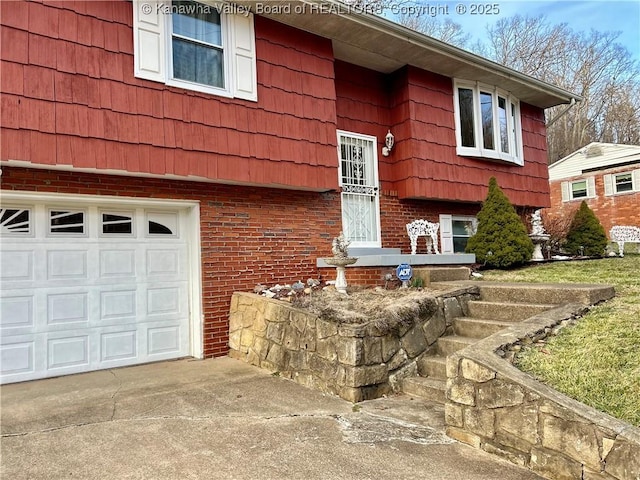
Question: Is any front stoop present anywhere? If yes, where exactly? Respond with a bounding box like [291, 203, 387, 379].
[400, 282, 613, 403]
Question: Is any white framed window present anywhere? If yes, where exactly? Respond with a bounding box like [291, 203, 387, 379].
[604, 169, 640, 196]
[0, 207, 33, 236]
[453, 80, 524, 165]
[133, 0, 257, 101]
[439, 214, 477, 254]
[561, 177, 596, 202]
[100, 211, 135, 237]
[146, 211, 179, 237]
[48, 209, 87, 236]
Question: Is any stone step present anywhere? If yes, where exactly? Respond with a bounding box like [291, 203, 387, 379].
[401, 376, 446, 403]
[418, 355, 447, 379]
[453, 317, 514, 338]
[436, 335, 477, 356]
[477, 283, 615, 306]
[467, 300, 556, 322]
[413, 266, 471, 284]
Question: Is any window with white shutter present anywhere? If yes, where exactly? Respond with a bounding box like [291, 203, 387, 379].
[133, 0, 257, 101]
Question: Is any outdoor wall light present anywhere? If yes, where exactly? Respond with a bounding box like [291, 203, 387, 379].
[382, 130, 395, 156]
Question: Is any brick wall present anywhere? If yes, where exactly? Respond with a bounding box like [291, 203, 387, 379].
[548, 167, 640, 236]
[3, 166, 479, 356]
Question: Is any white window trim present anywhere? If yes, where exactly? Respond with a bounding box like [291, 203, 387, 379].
[604, 169, 640, 196]
[453, 80, 524, 166]
[133, 0, 257, 101]
[166, 6, 232, 97]
[439, 214, 477, 254]
[561, 177, 596, 202]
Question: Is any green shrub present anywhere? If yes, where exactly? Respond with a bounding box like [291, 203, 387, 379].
[466, 177, 534, 268]
[563, 201, 607, 257]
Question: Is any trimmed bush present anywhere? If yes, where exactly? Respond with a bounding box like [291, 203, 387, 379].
[563, 201, 607, 257]
[466, 177, 534, 268]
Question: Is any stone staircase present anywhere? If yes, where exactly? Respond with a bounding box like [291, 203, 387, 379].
[401, 283, 575, 403]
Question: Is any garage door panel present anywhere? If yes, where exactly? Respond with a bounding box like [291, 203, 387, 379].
[100, 329, 138, 362]
[0, 249, 34, 282]
[99, 249, 137, 278]
[47, 250, 88, 280]
[1, 295, 35, 330]
[0, 339, 35, 376]
[100, 290, 138, 323]
[47, 292, 89, 325]
[48, 335, 90, 370]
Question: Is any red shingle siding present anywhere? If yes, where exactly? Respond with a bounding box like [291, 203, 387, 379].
[548, 168, 640, 236]
[0, 1, 338, 191]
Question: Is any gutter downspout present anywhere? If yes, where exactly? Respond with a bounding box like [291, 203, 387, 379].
[546, 98, 577, 127]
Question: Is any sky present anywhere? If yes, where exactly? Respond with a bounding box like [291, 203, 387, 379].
[386, 0, 640, 60]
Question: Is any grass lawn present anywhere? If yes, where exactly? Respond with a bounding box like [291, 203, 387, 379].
[479, 255, 640, 427]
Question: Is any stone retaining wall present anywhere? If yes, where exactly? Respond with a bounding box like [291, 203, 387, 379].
[445, 304, 640, 480]
[228, 288, 478, 402]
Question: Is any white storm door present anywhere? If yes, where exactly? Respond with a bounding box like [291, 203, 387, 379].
[337, 131, 381, 248]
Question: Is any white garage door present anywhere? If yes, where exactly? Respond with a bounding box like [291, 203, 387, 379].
[1, 200, 194, 384]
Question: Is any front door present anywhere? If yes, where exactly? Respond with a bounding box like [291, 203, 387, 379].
[337, 131, 381, 248]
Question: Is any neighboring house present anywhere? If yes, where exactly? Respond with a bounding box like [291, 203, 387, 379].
[0, 0, 576, 383]
[547, 142, 640, 235]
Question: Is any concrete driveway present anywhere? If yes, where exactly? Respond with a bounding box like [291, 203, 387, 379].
[1, 357, 543, 479]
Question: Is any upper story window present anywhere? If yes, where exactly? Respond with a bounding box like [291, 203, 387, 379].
[171, 1, 224, 89]
[454, 80, 524, 165]
[133, 0, 257, 101]
[604, 169, 640, 196]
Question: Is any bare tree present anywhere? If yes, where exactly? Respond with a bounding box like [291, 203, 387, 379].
[481, 15, 640, 163]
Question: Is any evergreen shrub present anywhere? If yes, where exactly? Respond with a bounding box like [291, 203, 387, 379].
[466, 177, 534, 268]
[563, 201, 607, 257]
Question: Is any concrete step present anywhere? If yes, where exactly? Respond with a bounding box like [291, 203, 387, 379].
[453, 317, 514, 338]
[437, 335, 477, 356]
[401, 376, 446, 403]
[477, 283, 615, 306]
[418, 355, 447, 379]
[467, 300, 556, 322]
[413, 267, 470, 283]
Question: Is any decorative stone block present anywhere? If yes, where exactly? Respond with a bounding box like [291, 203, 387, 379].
[266, 321, 285, 344]
[363, 337, 382, 364]
[446, 377, 476, 406]
[542, 415, 602, 471]
[336, 337, 364, 366]
[445, 403, 464, 428]
[422, 314, 446, 345]
[316, 319, 338, 339]
[316, 338, 337, 361]
[341, 364, 388, 388]
[482, 441, 528, 467]
[446, 426, 481, 448]
[380, 335, 400, 362]
[604, 436, 640, 480]
[228, 328, 243, 351]
[388, 361, 417, 391]
[266, 343, 286, 368]
[283, 325, 300, 350]
[530, 447, 583, 480]
[240, 329, 255, 349]
[400, 324, 428, 358]
[443, 297, 463, 323]
[477, 379, 524, 408]
[464, 407, 495, 438]
[496, 404, 539, 445]
[252, 336, 270, 360]
[460, 358, 496, 383]
[386, 348, 408, 372]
